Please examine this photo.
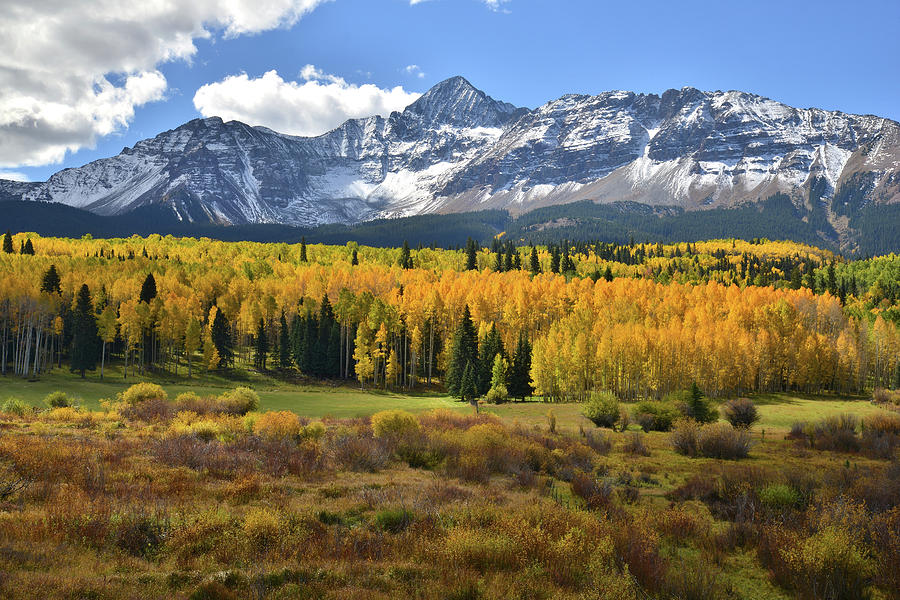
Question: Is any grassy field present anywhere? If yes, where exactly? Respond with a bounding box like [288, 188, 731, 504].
[1, 367, 888, 430]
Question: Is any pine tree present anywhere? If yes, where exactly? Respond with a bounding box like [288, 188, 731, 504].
[40, 264, 62, 295]
[445, 305, 478, 396]
[279, 310, 291, 370]
[139, 273, 157, 304]
[1, 230, 12, 254]
[477, 323, 505, 395]
[465, 238, 478, 271]
[22, 239, 34, 255]
[508, 332, 534, 401]
[254, 318, 268, 371]
[550, 246, 561, 274]
[210, 306, 233, 369]
[70, 284, 99, 378]
[459, 361, 478, 410]
[603, 266, 613, 282]
[399, 240, 412, 269]
[351, 248, 359, 266]
[300, 237, 308, 262]
[327, 322, 341, 378]
[529, 246, 541, 275]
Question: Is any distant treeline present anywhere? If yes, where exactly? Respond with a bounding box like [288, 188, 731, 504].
[3, 193, 899, 254]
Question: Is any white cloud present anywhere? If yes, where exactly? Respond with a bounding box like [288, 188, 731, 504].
[0, 0, 330, 168]
[410, 0, 510, 9]
[0, 171, 30, 182]
[193, 68, 421, 137]
[404, 65, 426, 79]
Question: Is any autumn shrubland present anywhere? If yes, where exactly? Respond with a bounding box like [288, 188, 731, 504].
[0, 383, 897, 599]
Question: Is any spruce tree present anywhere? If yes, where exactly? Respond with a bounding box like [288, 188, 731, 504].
[300, 237, 308, 262]
[2, 230, 12, 254]
[508, 332, 534, 401]
[459, 360, 477, 406]
[477, 324, 505, 396]
[22, 239, 34, 255]
[465, 238, 478, 271]
[70, 284, 99, 378]
[327, 322, 342, 378]
[279, 310, 291, 370]
[603, 266, 614, 282]
[399, 240, 412, 269]
[139, 273, 157, 304]
[529, 246, 541, 275]
[210, 307, 233, 369]
[40, 264, 62, 295]
[550, 246, 561, 274]
[351, 248, 359, 265]
[254, 318, 268, 370]
[445, 305, 478, 396]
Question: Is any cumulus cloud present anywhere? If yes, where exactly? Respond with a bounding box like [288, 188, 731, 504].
[410, 0, 510, 9]
[0, 0, 330, 167]
[404, 65, 426, 79]
[0, 171, 30, 182]
[193, 67, 421, 137]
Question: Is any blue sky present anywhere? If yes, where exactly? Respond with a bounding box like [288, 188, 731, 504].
[2, 0, 899, 182]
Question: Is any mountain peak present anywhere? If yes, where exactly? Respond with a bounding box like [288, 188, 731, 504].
[405, 76, 519, 127]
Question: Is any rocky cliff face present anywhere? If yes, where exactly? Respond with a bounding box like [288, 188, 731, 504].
[2, 77, 898, 226]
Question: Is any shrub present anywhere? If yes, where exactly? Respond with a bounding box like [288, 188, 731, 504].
[633, 401, 679, 432]
[1, 397, 31, 416]
[570, 470, 613, 510]
[374, 508, 414, 533]
[120, 396, 174, 422]
[120, 383, 167, 405]
[484, 385, 508, 404]
[44, 391, 73, 408]
[781, 526, 875, 600]
[722, 398, 760, 428]
[673, 421, 751, 459]
[793, 414, 861, 452]
[243, 507, 281, 552]
[670, 419, 700, 456]
[371, 410, 420, 443]
[623, 432, 650, 456]
[583, 429, 613, 454]
[218, 387, 259, 415]
[324, 427, 389, 472]
[253, 411, 302, 440]
[697, 423, 752, 459]
[582, 391, 620, 429]
[758, 484, 800, 509]
[872, 387, 900, 405]
[300, 420, 326, 441]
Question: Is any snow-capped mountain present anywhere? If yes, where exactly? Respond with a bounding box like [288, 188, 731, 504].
[3, 77, 899, 227]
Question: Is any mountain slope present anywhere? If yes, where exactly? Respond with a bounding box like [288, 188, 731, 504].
[2, 77, 898, 242]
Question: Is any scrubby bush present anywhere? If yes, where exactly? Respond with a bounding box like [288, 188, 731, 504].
[120, 382, 167, 405]
[872, 387, 900, 405]
[374, 508, 414, 533]
[697, 423, 752, 459]
[781, 526, 875, 600]
[484, 385, 508, 404]
[722, 398, 759, 428]
[792, 414, 861, 452]
[44, 391, 73, 408]
[583, 429, 613, 454]
[758, 484, 800, 509]
[242, 507, 281, 552]
[218, 387, 259, 415]
[623, 432, 650, 456]
[672, 421, 751, 459]
[570, 470, 613, 510]
[670, 419, 700, 456]
[324, 427, 389, 472]
[582, 391, 620, 429]
[371, 410, 420, 443]
[253, 411, 302, 440]
[1, 397, 31, 416]
[120, 395, 173, 422]
[633, 400, 679, 432]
